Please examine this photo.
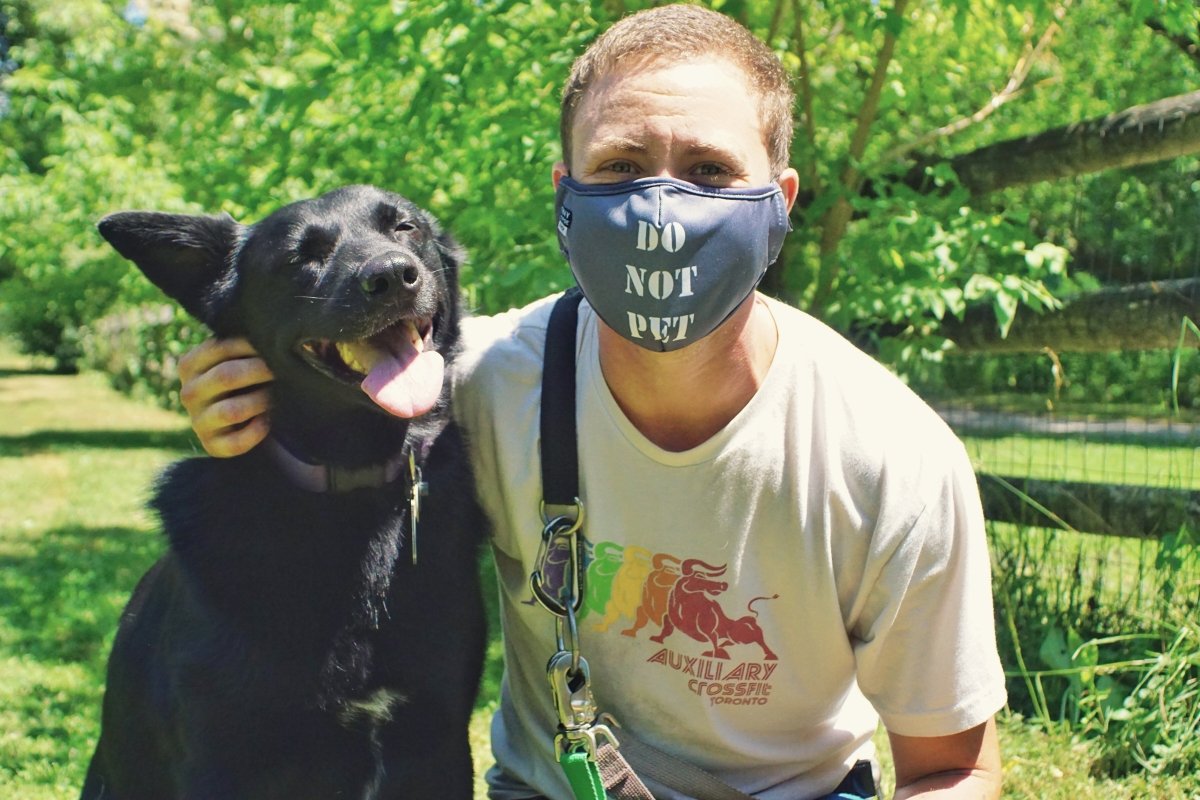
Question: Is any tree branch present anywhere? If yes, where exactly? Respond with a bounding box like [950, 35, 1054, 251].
[811, 0, 910, 311]
[1144, 16, 1200, 71]
[790, 0, 820, 193]
[939, 278, 1200, 354]
[936, 89, 1200, 196]
[878, 6, 1066, 166]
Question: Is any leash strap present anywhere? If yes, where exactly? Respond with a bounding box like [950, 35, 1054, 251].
[599, 715, 755, 800]
[540, 287, 584, 509]
[561, 749, 606, 800]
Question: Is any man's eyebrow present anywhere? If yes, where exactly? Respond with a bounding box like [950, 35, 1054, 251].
[585, 135, 649, 155]
[681, 142, 742, 162]
[584, 137, 744, 163]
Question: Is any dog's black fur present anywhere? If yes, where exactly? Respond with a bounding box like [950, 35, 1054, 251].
[81, 186, 487, 799]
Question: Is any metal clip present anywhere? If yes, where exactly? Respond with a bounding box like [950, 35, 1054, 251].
[547, 650, 596, 731]
[547, 650, 619, 760]
[529, 500, 587, 617]
[553, 721, 620, 761]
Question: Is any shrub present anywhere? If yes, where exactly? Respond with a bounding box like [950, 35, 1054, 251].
[78, 304, 205, 411]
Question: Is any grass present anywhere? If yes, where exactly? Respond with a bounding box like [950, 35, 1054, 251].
[963, 434, 1199, 490]
[0, 347, 194, 797]
[2, 338, 1198, 798]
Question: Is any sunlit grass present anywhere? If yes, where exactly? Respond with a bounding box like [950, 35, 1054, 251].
[2, 339, 1197, 798]
[964, 434, 1200, 489]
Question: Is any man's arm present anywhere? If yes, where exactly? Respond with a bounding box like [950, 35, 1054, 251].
[888, 716, 1002, 799]
[178, 337, 274, 457]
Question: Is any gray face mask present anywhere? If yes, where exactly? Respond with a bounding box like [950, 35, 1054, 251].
[555, 175, 790, 352]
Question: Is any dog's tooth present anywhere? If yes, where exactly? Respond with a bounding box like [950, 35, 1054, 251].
[405, 320, 424, 354]
[335, 341, 379, 375]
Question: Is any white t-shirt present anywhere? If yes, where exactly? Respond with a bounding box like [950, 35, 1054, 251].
[454, 293, 1006, 800]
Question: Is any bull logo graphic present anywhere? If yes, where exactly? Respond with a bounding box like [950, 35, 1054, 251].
[621, 553, 682, 638]
[583, 541, 626, 621]
[590, 545, 653, 632]
[649, 559, 778, 661]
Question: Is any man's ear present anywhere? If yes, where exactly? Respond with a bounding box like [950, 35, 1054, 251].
[552, 161, 569, 190]
[97, 211, 241, 329]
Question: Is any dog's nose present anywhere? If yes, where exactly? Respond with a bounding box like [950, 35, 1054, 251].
[359, 256, 421, 298]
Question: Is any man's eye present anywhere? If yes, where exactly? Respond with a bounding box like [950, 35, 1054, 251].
[602, 161, 635, 174]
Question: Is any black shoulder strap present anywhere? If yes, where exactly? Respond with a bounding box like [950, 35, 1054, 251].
[540, 287, 584, 508]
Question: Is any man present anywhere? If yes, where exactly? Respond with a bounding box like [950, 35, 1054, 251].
[178, 5, 1006, 798]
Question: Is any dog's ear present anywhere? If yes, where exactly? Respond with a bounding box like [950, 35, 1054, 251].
[98, 211, 241, 329]
[433, 228, 466, 275]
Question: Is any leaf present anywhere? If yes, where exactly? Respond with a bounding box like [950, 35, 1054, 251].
[993, 291, 1019, 338]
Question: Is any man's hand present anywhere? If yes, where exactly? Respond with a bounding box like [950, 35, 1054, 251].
[889, 716, 1002, 799]
[179, 337, 274, 457]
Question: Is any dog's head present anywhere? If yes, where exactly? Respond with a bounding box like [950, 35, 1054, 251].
[99, 186, 464, 427]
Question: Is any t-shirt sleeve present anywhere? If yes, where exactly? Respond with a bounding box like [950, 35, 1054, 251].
[850, 440, 1008, 738]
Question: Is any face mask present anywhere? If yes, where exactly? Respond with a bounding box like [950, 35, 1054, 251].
[555, 175, 790, 352]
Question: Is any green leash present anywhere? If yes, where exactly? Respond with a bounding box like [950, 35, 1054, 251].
[560, 749, 607, 800]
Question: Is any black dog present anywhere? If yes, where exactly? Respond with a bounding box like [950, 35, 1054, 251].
[81, 186, 487, 799]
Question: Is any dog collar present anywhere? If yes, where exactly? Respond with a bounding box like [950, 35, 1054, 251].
[265, 435, 415, 494]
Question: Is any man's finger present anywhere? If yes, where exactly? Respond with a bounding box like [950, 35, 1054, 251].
[178, 337, 268, 383]
[201, 415, 271, 459]
[193, 389, 272, 441]
[180, 356, 274, 415]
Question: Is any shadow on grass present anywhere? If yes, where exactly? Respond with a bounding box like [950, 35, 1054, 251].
[0, 523, 164, 673]
[0, 427, 198, 456]
[0, 365, 73, 378]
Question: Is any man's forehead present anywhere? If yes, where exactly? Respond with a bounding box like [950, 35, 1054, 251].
[578, 130, 750, 165]
[570, 57, 766, 165]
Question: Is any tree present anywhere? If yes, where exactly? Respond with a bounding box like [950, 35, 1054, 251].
[2, 0, 1199, 374]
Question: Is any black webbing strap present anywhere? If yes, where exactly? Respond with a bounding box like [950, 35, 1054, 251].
[540, 287, 584, 508]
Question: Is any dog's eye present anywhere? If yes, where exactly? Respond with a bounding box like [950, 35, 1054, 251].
[393, 220, 423, 243]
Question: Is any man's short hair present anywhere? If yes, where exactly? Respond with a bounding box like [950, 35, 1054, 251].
[560, 4, 795, 176]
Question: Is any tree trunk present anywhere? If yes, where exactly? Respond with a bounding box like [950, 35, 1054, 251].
[915, 90, 1200, 196]
[939, 278, 1200, 353]
[788, 91, 1200, 231]
[978, 473, 1200, 539]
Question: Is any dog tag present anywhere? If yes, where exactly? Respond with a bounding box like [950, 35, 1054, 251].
[409, 453, 428, 565]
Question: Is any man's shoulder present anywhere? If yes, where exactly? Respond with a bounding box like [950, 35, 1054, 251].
[454, 292, 563, 395]
[461, 292, 558, 355]
[762, 295, 967, 466]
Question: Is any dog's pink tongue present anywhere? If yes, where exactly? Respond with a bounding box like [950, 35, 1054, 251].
[360, 344, 444, 419]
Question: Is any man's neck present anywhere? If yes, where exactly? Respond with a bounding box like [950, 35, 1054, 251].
[596, 294, 778, 452]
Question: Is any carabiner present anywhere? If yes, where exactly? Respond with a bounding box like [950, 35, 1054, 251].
[547, 650, 597, 732]
[529, 507, 588, 617]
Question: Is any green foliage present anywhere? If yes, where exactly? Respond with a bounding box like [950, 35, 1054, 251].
[827, 166, 1078, 363]
[993, 520, 1200, 778]
[2, 0, 1198, 383]
[79, 304, 205, 409]
[915, 346, 1200, 411]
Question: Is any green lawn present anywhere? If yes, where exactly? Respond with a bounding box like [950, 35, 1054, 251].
[964, 434, 1199, 490]
[2, 340, 1197, 798]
